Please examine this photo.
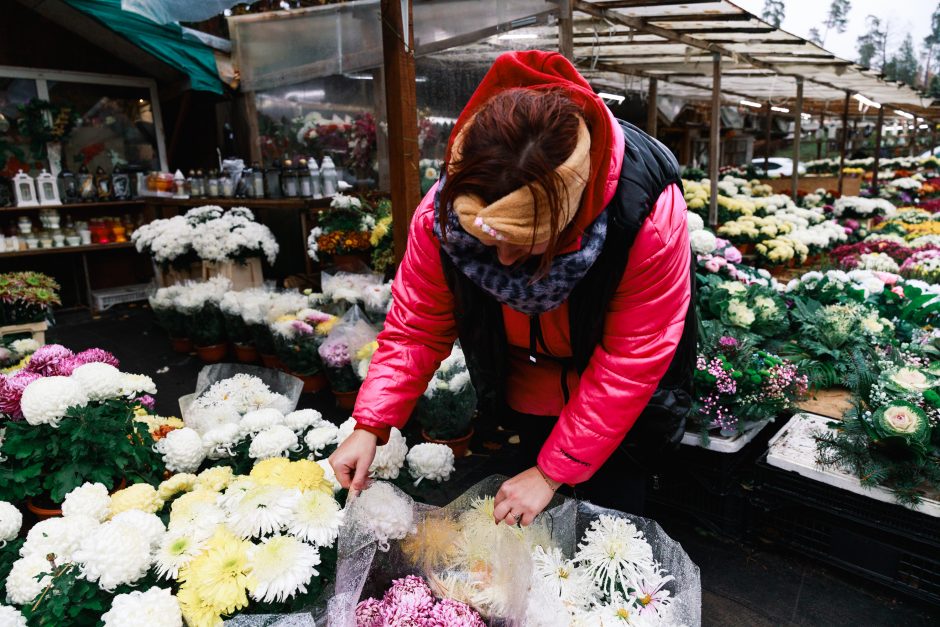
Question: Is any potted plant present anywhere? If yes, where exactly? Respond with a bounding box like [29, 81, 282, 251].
[220, 289, 260, 363]
[271, 308, 334, 393]
[306, 193, 377, 271]
[318, 308, 377, 410]
[0, 272, 60, 327]
[0, 352, 164, 516]
[148, 284, 191, 352]
[176, 278, 231, 363]
[413, 346, 476, 457]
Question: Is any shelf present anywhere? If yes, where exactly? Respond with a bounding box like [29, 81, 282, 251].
[0, 200, 146, 213]
[144, 197, 332, 210]
[0, 241, 136, 259]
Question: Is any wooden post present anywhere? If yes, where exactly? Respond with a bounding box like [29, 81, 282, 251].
[817, 110, 826, 159]
[372, 66, 391, 192]
[792, 78, 803, 199]
[932, 121, 938, 157]
[647, 77, 658, 137]
[910, 118, 919, 157]
[837, 92, 850, 195]
[872, 105, 885, 194]
[558, 0, 574, 61]
[708, 53, 721, 227]
[381, 0, 421, 263]
[764, 102, 771, 174]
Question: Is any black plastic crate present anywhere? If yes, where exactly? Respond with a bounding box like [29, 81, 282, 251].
[753, 459, 940, 606]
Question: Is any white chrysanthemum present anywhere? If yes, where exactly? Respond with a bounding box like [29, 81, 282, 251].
[336, 417, 356, 443]
[532, 545, 596, 610]
[686, 212, 704, 232]
[575, 515, 656, 601]
[185, 404, 241, 434]
[525, 576, 575, 627]
[316, 459, 341, 494]
[246, 535, 320, 604]
[201, 423, 243, 459]
[587, 593, 654, 627]
[111, 510, 166, 551]
[166, 502, 226, 538]
[370, 428, 408, 480]
[73, 519, 153, 590]
[269, 393, 295, 416]
[240, 408, 286, 436]
[61, 482, 111, 521]
[249, 425, 299, 460]
[5, 553, 52, 605]
[285, 489, 344, 547]
[355, 482, 414, 551]
[284, 409, 323, 432]
[21, 515, 99, 562]
[70, 362, 123, 401]
[0, 605, 26, 627]
[0, 501, 22, 542]
[224, 483, 298, 539]
[303, 424, 339, 456]
[9, 339, 39, 356]
[154, 529, 208, 580]
[406, 443, 455, 484]
[101, 587, 182, 627]
[690, 229, 717, 255]
[119, 373, 157, 398]
[20, 376, 89, 426]
[156, 428, 206, 473]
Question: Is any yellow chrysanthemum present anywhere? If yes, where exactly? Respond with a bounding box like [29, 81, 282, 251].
[315, 316, 339, 336]
[274, 314, 297, 324]
[109, 483, 163, 517]
[355, 341, 378, 362]
[171, 489, 220, 520]
[250, 458, 331, 495]
[158, 473, 198, 501]
[197, 466, 236, 492]
[370, 215, 393, 246]
[178, 527, 250, 618]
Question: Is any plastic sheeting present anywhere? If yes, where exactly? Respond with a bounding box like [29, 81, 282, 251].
[122, 0, 243, 25]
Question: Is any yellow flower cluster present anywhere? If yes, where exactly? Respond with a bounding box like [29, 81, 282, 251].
[316, 316, 339, 336]
[743, 180, 773, 197]
[683, 180, 710, 211]
[370, 215, 393, 247]
[249, 457, 333, 495]
[755, 237, 809, 264]
[903, 221, 940, 239]
[717, 194, 757, 216]
[842, 167, 865, 175]
[718, 216, 792, 242]
[109, 483, 163, 517]
[355, 340, 379, 363]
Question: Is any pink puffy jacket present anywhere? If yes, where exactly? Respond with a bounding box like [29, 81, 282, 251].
[354, 60, 691, 485]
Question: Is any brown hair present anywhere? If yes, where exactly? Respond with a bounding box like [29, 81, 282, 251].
[439, 87, 586, 275]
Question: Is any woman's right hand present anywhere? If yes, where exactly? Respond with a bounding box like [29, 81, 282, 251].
[329, 429, 378, 492]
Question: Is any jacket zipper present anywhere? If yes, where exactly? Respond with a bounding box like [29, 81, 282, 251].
[529, 314, 571, 404]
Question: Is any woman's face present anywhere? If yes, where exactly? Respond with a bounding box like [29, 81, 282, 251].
[494, 240, 549, 266]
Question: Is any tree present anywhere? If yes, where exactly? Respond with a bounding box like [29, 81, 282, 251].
[929, 75, 940, 99]
[884, 34, 921, 88]
[857, 15, 887, 69]
[809, 27, 823, 45]
[922, 3, 940, 88]
[822, 0, 852, 46]
[762, 0, 785, 28]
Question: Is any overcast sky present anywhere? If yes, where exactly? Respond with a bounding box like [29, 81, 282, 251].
[734, 0, 937, 64]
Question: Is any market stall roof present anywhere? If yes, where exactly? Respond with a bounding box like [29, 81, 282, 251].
[430, 0, 938, 120]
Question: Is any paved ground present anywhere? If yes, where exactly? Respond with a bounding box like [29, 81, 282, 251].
[48, 304, 940, 627]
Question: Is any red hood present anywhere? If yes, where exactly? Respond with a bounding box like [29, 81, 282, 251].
[445, 50, 618, 247]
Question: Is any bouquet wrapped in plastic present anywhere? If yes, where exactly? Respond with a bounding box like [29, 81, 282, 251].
[318, 307, 378, 394]
[328, 477, 701, 626]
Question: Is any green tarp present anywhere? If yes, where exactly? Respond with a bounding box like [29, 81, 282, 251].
[65, 0, 225, 94]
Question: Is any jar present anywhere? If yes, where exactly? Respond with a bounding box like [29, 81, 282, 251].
[25, 235, 39, 249]
[207, 171, 220, 197]
[281, 159, 298, 197]
[17, 216, 32, 234]
[192, 170, 206, 197]
[79, 227, 92, 245]
[298, 158, 313, 198]
[38, 231, 53, 248]
[112, 223, 127, 243]
[65, 230, 81, 246]
[47, 211, 60, 230]
[52, 230, 65, 247]
[221, 175, 235, 198]
[250, 163, 264, 198]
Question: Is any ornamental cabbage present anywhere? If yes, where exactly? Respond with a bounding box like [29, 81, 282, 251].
[868, 402, 931, 455]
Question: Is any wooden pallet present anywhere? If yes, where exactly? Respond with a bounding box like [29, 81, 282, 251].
[0, 320, 48, 345]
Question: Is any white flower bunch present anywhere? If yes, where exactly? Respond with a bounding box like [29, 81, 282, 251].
[19, 376, 89, 427]
[188, 374, 293, 428]
[334, 417, 409, 479]
[101, 587, 182, 627]
[330, 193, 363, 211]
[889, 177, 923, 192]
[170, 277, 232, 315]
[304, 423, 339, 456]
[0, 606, 26, 627]
[132, 215, 195, 264]
[354, 482, 415, 551]
[690, 229, 717, 255]
[61, 482, 111, 521]
[686, 211, 704, 233]
[857, 252, 901, 273]
[156, 428, 207, 473]
[249, 425, 300, 460]
[406, 443, 455, 484]
[191, 210, 279, 265]
[73, 517, 157, 590]
[832, 196, 897, 218]
[321, 271, 385, 306]
[8, 338, 39, 357]
[0, 500, 22, 542]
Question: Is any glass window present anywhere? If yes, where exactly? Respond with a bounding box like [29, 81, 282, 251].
[0, 77, 39, 179]
[47, 81, 159, 173]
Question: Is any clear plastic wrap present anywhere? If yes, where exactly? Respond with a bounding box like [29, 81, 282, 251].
[318, 307, 379, 393]
[178, 363, 304, 421]
[328, 476, 701, 627]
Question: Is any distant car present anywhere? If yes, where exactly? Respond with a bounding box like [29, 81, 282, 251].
[751, 157, 807, 177]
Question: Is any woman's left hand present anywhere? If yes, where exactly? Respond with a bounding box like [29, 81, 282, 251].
[493, 466, 560, 526]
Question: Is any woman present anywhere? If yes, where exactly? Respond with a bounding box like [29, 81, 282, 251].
[330, 50, 695, 526]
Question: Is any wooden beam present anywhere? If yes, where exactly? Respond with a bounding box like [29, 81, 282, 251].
[708, 53, 721, 227]
[381, 0, 421, 263]
[837, 92, 850, 195]
[559, 0, 574, 61]
[872, 106, 885, 193]
[372, 66, 391, 192]
[791, 78, 803, 199]
[640, 13, 755, 23]
[647, 77, 658, 137]
[594, 0, 714, 7]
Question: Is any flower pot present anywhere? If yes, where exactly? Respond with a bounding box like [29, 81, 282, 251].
[422, 428, 474, 458]
[26, 498, 61, 521]
[196, 343, 228, 363]
[334, 389, 359, 411]
[260, 353, 286, 370]
[170, 337, 193, 353]
[738, 242, 755, 255]
[233, 343, 259, 363]
[295, 372, 328, 394]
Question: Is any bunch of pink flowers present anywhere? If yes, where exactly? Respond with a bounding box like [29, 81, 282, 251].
[356, 575, 485, 627]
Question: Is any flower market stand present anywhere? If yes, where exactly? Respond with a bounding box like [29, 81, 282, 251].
[201, 257, 264, 291]
[0, 320, 47, 345]
[752, 413, 940, 605]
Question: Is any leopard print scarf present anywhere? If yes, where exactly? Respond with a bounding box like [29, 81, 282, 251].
[433, 175, 608, 315]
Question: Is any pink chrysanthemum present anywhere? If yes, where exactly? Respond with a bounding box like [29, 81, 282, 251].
[24, 344, 74, 376]
[0, 372, 41, 420]
[72, 348, 120, 369]
[355, 598, 385, 627]
[138, 395, 156, 410]
[426, 599, 486, 627]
